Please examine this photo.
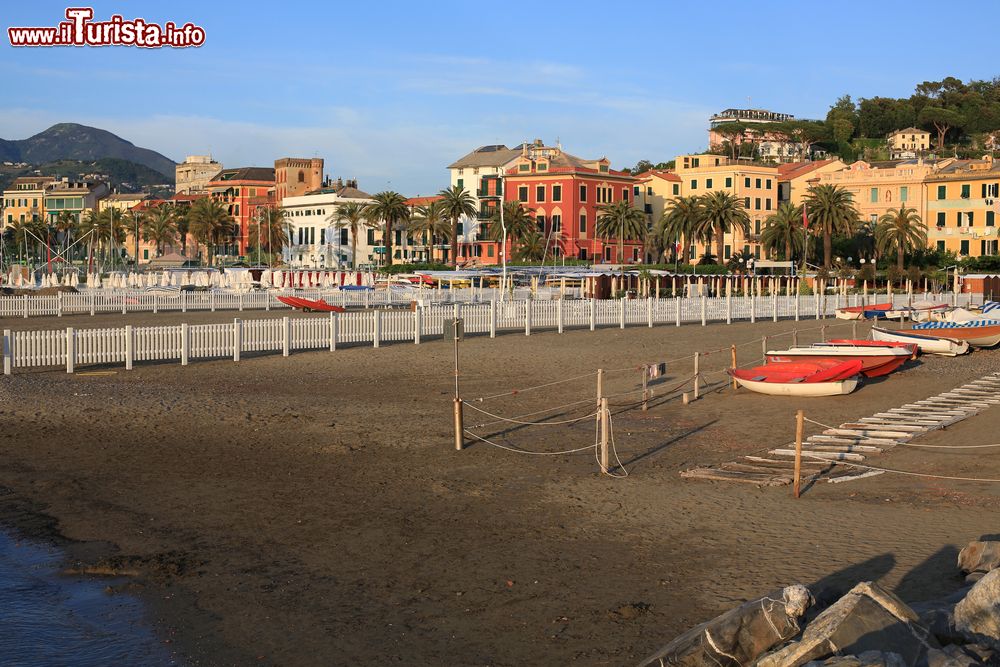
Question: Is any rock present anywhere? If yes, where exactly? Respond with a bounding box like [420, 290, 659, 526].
[757, 582, 938, 667]
[958, 541, 1000, 575]
[804, 651, 907, 666]
[955, 569, 1000, 648]
[638, 584, 811, 666]
[925, 645, 985, 666]
[966, 572, 986, 584]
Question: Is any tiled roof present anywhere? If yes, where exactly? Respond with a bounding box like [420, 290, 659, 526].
[105, 192, 148, 201]
[406, 195, 444, 207]
[889, 127, 928, 135]
[208, 167, 275, 183]
[776, 159, 840, 180]
[448, 145, 524, 169]
[635, 169, 681, 183]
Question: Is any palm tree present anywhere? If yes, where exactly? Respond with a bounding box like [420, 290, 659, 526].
[595, 199, 647, 265]
[876, 206, 926, 272]
[437, 185, 477, 268]
[515, 230, 546, 262]
[97, 208, 128, 267]
[486, 201, 535, 260]
[701, 191, 750, 266]
[8, 218, 43, 264]
[187, 197, 233, 266]
[141, 205, 178, 257]
[175, 205, 192, 256]
[328, 201, 369, 269]
[258, 207, 291, 261]
[54, 210, 76, 260]
[408, 201, 450, 263]
[656, 196, 705, 264]
[364, 191, 410, 267]
[76, 210, 101, 271]
[803, 184, 859, 269]
[761, 202, 806, 261]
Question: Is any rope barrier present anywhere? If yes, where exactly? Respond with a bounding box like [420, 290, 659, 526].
[803, 416, 1000, 449]
[462, 429, 597, 456]
[473, 370, 599, 402]
[465, 397, 597, 429]
[801, 452, 1000, 483]
[465, 401, 598, 427]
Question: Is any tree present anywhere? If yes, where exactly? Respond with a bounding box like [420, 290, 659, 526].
[783, 120, 829, 160]
[364, 191, 410, 267]
[54, 210, 76, 259]
[761, 203, 806, 261]
[187, 197, 234, 266]
[700, 191, 750, 266]
[826, 95, 858, 143]
[141, 204, 178, 256]
[656, 196, 705, 264]
[407, 201, 449, 264]
[875, 207, 927, 272]
[803, 184, 859, 270]
[712, 122, 748, 159]
[595, 199, 647, 265]
[258, 207, 291, 259]
[486, 201, 534, 254]
[437, 185, 477, 268]
[630, 159, 654, 175]
[918, 106, 964, 149]
[515, 230, 546, 262]
[328, 201, 369, 269]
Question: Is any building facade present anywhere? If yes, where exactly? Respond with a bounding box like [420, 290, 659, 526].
[448, 144, 523, 265]
[925, 157, 1000, 258]
[888, 128, 931, 159]
[43, 179, 110, 225]
[281, 180, 374, 269]
[205, 167, 275, 258]
[2, 176, 56, 227]
[274, 158, 324, 203]
[708, 108, 815, 163]
[776, 159, 846, 206]
[175, 155, 222, 194]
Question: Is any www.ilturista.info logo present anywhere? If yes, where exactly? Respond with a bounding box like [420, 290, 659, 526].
[8, 8, 205, 48]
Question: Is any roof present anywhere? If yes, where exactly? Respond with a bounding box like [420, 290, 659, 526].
[170, 193, 209, 202]
[104, 192, 148, 202]
[634, 169, 681, 183]
[776, 159, 841, 181]
[303, 185, 372, 199]
[927, 158, 1000, 179]
[889, 127, 929, 136]
[448, 144, 524, 169]
[406, 195, 444, 207]
[207, 167, 275, 184]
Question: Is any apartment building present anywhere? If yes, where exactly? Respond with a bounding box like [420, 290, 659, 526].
[175, 155, 223, 194]
[448, 144, 523, 265]
[776, 159, 846, 206]
[925, 157, 1000, 258]
[888, 127, 931, 159]
[708, 108, 816, 163]
[2, 176, 56, 226]
[43, 178, 110, 225]
[205, 167, 275, 257]
[281, 179, 373, 268]
[632, 169, 681, 230]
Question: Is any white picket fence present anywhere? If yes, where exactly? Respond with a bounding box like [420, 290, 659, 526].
[0, 286, 579, 319]
[2, 292, 971, 375]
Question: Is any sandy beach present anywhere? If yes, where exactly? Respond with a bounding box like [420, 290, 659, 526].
[3, 314, 1000, 665]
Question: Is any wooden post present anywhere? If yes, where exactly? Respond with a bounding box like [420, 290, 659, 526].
[181, 291, 187, 313]
[821, 325, 826, 342]
[641, 367, 649, 412]
[454, 398, 464, 451]
[792, 329, 798, 347]
[525, 299, 532, 336]
[330, 311, 339, 350]
[772, 290, 778, 322]
[3, 329, 11, 376]
[793, 409, 804, 498]
[750, 292, 756, 323]
[675, 295, 681, 327]
[852, 321, 858, 339]
[619, 298, 626, 329]
[233, 318, 242, 361]
[700, 294, 707, 326]
[65, 327, 75, 374]
[373, 309, 381, 348]
[558, 298, 564, 333]
[181, 323, 189, 366]
[125, 324, 134, 370]
[90, 291, 96, 316]
[23, 294, 28, 319]
[413, 308, 421, 344]
[590, 298, 596, 331]
[153, 293, 158, 314]
[490, 299, 497, 338]
[762, 335, 768, 358]
[730, 345, 737, 389]
[282, 316, 290, 357]
[646, 297, 653, 328]
[599, 397, 610, 473]
[210, 291, 216, 312]
[726, 290, 732, 324]
[596, 368, 604, 415]
[693, 352, 700, 400]
[57, 291, 62, 317]
[794, 289, 800, 321]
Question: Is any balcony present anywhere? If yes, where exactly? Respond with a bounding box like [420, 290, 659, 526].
[478, 207, 497, 220]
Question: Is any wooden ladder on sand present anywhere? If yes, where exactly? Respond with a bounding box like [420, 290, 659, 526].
[680, 372, 1000, 487]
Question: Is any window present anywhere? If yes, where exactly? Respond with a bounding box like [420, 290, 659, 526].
[725, 177, 732, 188]
[937, 240, 946, 252]
[518, 164, 529, 172]
[646, 186, 653, 195]
[395, 230, 402, 246]
[744, 197, 750, 208]
[143, 249, 149, 260]
[457, 178, 463, 190]
[599, 164, 609, 173]
[536, 215, 545, 232]
[457, 223, 464, 235]
[553, 185, 562, 201]
[644, 203, 653, 214]
[755, 178, 762, 188]
[766, 179, 772, 189]
[622, 188, 629, 201]
[367, 228, 376, 244]
[537, 163, 547, 172]
[487, 245, 495, 258]
[518, 186, 528, 202]
[579, 212, 587, 235]
[961, 184, 971, 199]
[754, 220, 761, 235]
[765, 199, 772, 211]
[938, 185, 947, 200]
[690, 179, 697, 190]
[672, 184, 679, 195]
[552, 215, 561, 231]
[297, 170, 305, 183]
[706, 178, 713, 189]
[968, 212, 975, 226]
[633, 186, 640, 196]
[754, 198, 761, 210]
[536, 185, 546, 202]
[724, 244, 731, 259]
[340, 229, 348, 244]
[744, 177, 751, 187]
[900, 186, 908, 202]
[956, 211, 964, 226]
[961, 239, 970, 255]
[989, 211, 996, 227]
[936, 212, 946, 227]
[870, 188, 878, 203]
[579, 184, 587, 202]
[320, 229, 326, 244]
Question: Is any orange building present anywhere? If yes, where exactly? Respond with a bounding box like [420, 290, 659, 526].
[205, 167, 275, 259]
[274, 157, 324, 202]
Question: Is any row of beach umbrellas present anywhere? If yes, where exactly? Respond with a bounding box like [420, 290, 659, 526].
[2, 269, 376, 290]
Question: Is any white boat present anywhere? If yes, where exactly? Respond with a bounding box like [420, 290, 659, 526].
[731, 376, 859, 397]
[871, 326, 969, 356]
[911, 320, 1000, 348]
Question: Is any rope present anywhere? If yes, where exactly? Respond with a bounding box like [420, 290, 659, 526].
[462, 429, 597, 456]
[801, 453, 1000, 483]
[473, 370, 598, 402]
[464, 401, 598, 427]
[465, 397, 597, 429]
[803, 416, 1000, 449]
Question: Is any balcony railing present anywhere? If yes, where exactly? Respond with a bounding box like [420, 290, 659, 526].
[478, 207, 497, 220]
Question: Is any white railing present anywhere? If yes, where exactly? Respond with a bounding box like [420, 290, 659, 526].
[2, 292, 967, 375]
[0, 286, 581, 319]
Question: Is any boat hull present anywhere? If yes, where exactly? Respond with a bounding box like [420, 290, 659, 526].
[910, 322, 1000, 348]
[871, 327, 969, 356]
[733, 376, 859, 397]
[765, 347, 910, 378]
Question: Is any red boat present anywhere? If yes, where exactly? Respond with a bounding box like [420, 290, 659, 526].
[766, 344, 911, 378]
[823, 339, 919, 359]
[729, 359, 863, 396]
[276, 296, 346, 312]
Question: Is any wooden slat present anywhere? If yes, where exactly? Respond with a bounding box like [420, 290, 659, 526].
[824, 428, 912, 439]
[841, 422, 928, 433]
[802, 443, 884, 454]
[769, 449, 865, 462]
[808, 434, 896, 446]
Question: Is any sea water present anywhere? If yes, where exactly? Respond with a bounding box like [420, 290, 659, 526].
[0, 528, 179, 666]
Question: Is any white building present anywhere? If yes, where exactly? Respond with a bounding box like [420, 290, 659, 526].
[447, 144, 524, 260]
[281, 180, 374, 269]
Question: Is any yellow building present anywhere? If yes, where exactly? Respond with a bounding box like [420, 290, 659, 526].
[925, 157, 1000, 258]
[632, 169, 681, 229]
[99, 192, 149, 214]
[2, 176, 56, 227]
[776, 158, 846, 206]
[673, 154, 780, 261]
[888, 127, 931, 158]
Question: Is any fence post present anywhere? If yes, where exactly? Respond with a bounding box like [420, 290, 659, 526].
[233, 318, 242, 362]
[750, 293, 756, 323]
[646, 297, 653, 328]
[3, 329, 11, 375]
[282, 316, 290, 357]
[122, 293, 127, 315]
[90, 291, 96, 316]
[558, 298, 564, 333]
[693, 352, 700, 401]
[726, 291, 732, 324]
[675, 296, 681, 327]
[700, 294, 707, 326]
[490, 300, 497, 338]
[525, 300, 532, 336]
[815, 289, 820, 320]
[590, 298, 596, 331]
[23, 294, 28, 319]
[413, 308, 422, 344]
[772, 291, 778, 322]
[373, 310, 381, 348]
[238, 292, 244, 311]
[181, 323, 189, 366]
[153, 294, 158, 314]
[125, 325, 134, 370]
[66, 327, 75, 374]
[599, 397, 610, 473]
[211, 292, 216, 312]
[794, 290, 800, 321]
[181, 291, 187, 313]
[57, 292, 62, 317]
[266, 293, 271, 311]
[619, 298, 626, 329]
[730, 344, 737, 389]
[793, 409, 804, 499]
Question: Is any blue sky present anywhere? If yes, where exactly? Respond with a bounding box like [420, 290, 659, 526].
[1, 1, 997, 194]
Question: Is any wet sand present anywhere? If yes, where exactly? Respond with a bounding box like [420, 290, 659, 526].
[2, 315, 1000, 665]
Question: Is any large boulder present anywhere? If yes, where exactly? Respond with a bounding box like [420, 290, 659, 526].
[757, 582, 938, 667]
[924, 645, 986, 666]
[638, 584, 811, 666]
[958, 541, 1000, 575]
[954, 568, 1000, 648]
[803, 651, 907, 666]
